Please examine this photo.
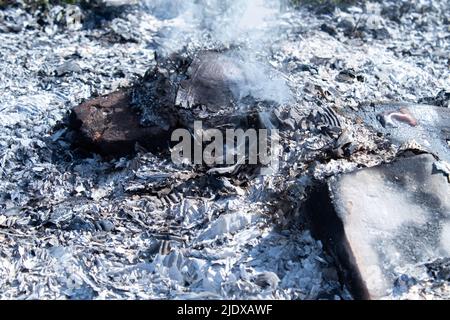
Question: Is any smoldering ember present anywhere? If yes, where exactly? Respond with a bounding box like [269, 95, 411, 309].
[0, 0, 449, 301]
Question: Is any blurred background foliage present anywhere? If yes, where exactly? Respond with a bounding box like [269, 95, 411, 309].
[1, 1, 85, 9]
[1, 0, 361, 10]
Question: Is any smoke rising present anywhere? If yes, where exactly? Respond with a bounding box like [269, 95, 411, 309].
[144, 0, 289, 56]
[142, 0, 293, 108]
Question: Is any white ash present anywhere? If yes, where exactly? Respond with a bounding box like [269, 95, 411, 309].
[0, 0, 449, 300]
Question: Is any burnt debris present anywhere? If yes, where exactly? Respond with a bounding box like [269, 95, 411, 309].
[1, 0, 449, 301]
[70, 90, 173, 157]
[70, 50, 291, 157]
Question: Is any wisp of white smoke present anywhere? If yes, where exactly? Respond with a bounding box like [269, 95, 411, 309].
[143, 0, 293, 110]
[143, 0, 289, 56]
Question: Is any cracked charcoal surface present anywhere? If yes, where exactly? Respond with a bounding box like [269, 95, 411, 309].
[131, 50, 292, 133]
[0, 0, 449, 300]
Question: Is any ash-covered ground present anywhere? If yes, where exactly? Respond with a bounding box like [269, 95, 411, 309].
[0, 0, 449, 299]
